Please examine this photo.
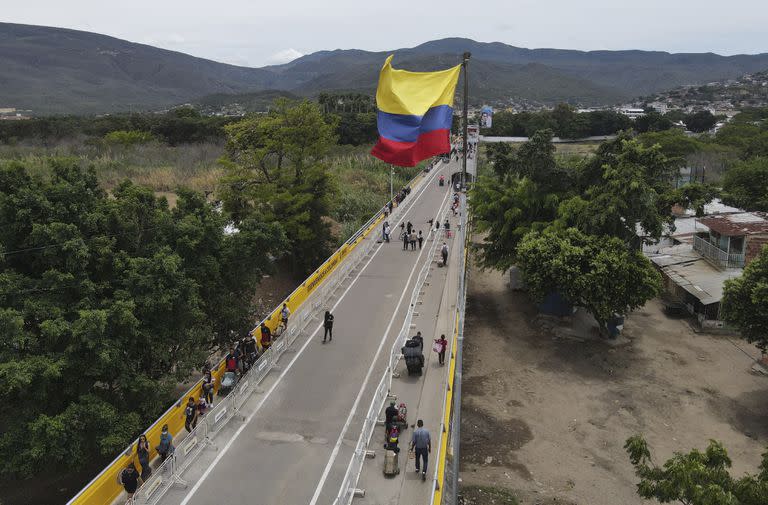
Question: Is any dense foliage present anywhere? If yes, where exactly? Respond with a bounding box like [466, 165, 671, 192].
[0, 97, 380, 148]
[483, 104, 632, 138]
[0, 159, 285, 475]
[721, 246, 768, 351]
[473, 132, 678, 270]
[0, 107, 236, 146]
[721, 158, 768, 211]
[473, 132, 669, 331]
[517, 228, 661, 330]
[625, 436, 768, 505]
[221, 99, 338, 274]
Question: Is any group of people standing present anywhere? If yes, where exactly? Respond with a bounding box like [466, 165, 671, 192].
[401, 221, 423, 251]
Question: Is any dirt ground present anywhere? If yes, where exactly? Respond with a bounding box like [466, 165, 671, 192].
[458, 253, 768, 505]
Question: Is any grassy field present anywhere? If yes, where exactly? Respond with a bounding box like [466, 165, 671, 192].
[554, 141, 601, 156]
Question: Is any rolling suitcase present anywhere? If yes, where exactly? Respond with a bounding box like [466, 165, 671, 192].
[383, 449, 400, 476]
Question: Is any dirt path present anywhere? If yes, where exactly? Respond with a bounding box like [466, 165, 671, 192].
[459, 252, 768, 505]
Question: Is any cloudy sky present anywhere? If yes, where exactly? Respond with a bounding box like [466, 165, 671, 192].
[3, 0, 767, 67]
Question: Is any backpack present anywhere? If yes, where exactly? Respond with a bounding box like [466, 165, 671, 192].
[157, 433, 172, 454]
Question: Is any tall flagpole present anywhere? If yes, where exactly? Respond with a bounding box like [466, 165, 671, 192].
[390, 165, 394, 201]
[461, 52, 471, 189]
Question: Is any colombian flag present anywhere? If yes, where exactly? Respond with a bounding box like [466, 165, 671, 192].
[371, 56, 461, 167]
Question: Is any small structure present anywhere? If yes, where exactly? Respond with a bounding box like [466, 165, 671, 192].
[649, 244, 740, 327]
[642, 204, 768, 328]
[693, 212, 768, 269]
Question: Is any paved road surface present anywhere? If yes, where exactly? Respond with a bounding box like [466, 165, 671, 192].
[158, 160, 458, 505]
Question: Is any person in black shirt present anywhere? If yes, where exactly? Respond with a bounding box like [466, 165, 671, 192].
[119, 464, 141, 499]
[184, 397, 198, 432]
[323, 311, 334, 343]
[384, 400, 399, 440]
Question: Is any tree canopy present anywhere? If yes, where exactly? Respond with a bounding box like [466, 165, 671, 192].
[472, 131, 568, 271]
[220, 99, 338, 274]
[516, 228, 661, 330]
[0, 159, 285, 476]
[625, 436, 768, 505]
[482, 104, 632, 138]
[721, 157, 768, 212]
[556, 136, 677, 245]
[685, 110, 719, 133]
[472, 133, 678, 271]
[721, 246, 768, 351]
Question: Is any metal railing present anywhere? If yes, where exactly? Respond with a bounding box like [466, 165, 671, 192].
[430, 194, 469, 505]
[332, 181, 459, 505]
[693, 235, 745, 269]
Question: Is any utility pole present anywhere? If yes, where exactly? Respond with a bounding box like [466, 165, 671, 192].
[461, 52, 471, 190]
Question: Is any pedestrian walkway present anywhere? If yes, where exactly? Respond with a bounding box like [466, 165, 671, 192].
[352, 177, 465, 505]
[150, 160, 462, 505]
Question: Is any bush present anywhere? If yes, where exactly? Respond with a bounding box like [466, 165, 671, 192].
[103, 129, 155, 146]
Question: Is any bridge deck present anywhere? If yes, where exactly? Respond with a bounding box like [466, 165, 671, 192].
[153, 159, 466, 505]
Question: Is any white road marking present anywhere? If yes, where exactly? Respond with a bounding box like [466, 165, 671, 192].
[178, 163, 446, 505]
[308, 179, 453, 505]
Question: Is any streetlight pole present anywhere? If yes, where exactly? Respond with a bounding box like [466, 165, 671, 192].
[461, 52, 471, 190]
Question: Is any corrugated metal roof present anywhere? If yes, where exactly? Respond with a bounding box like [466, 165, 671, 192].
[698, 212, 768, 236]
[649, 244, 742, 305]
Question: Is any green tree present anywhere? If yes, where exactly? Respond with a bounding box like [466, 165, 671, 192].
[472, 176, 562, 271]
[669, 183, 721, 217]
[221, 99, 338, 273]
[516, 228, 660, 332]
[625, 435, 768, 505]
[472, 131, 572, 270]
[685, 110, 718, 133]
[0, 159, 285, 476]
[103, 130, 155, 146]
[721, 158, 768, 211]
[721, 245, 768, 351]
[637, 128, 704, 161]
[634, 111, 674, 133]
[551, 103, 590, 139]
[558, 137, 677, 245]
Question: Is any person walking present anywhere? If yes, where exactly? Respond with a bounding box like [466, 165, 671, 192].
[118, 464, 141, 502]
[441, 242, 449, 266]
[260, 322, 272, 350]
[384, 222, 391, 243]
[280, 303, 291, 331]
[201, 370, 215, 407]
[410, 419, 431, 481]
[434, 334, 448, 365]
[409, 230, 417, 250]
[323, 310, 334, 343]
[417, 230, 423, 250]
[136, 434, 152, 480]
[384, 400, 399, 440]
[402, 229, 409, 251]
[406, 221, 413, 234]
[156, 424, 174, 462]
[184, 397, 198, 433]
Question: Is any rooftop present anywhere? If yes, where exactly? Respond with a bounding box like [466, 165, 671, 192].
[697, 212, 768, 236]
[649, 244, 742, 305]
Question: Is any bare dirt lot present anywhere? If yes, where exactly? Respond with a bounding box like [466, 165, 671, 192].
[458, 252, 768, 505]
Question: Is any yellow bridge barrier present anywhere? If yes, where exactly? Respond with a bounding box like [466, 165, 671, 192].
[67, 172, 426, 505]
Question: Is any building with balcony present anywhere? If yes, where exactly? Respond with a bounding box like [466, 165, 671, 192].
[644, 208, 768, 328]
[694, 212, 768, 269]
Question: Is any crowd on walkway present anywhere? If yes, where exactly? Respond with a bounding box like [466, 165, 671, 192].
[117, 173, 461, 501]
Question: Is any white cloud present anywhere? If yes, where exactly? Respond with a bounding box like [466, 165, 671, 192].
[265, 48, 303, 65]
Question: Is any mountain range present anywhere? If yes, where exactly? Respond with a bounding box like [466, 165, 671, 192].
[2, 22, 768, 114]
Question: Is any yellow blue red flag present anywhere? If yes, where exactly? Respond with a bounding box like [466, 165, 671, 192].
[371, 56, 461, 167]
